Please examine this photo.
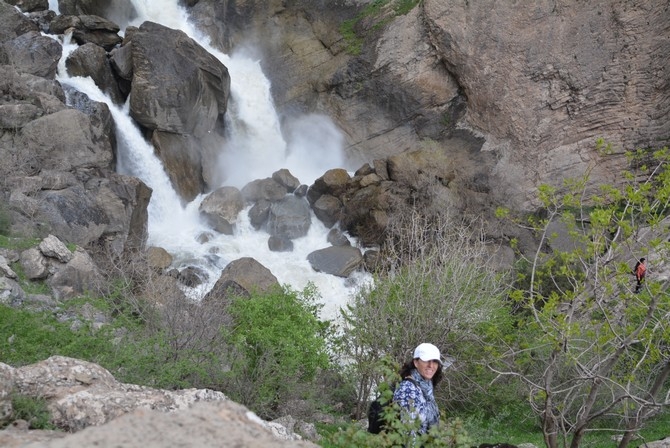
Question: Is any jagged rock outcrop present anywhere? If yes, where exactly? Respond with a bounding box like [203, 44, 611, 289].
[0, 356, 318, 447]
[127, 20, 231, 201]
[188, 0, 670, 214]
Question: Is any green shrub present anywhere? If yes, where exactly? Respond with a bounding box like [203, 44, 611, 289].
[222, 284, 331, 418]
[8, 395, 56, 430]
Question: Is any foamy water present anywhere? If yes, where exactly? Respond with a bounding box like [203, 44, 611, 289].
[54, 0, 371, 321]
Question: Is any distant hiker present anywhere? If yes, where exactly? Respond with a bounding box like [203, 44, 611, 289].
[392, 343, 452, 435]
[633, 257, 647, 293]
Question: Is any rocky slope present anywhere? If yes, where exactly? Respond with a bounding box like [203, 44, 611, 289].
[188, 0, 670, 211]
[0, 356, 318, 447]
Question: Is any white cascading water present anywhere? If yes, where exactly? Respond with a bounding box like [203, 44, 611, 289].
[54, 0, 371, 321]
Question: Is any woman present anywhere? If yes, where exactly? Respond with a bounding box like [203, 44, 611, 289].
[392, 343, 448, 434]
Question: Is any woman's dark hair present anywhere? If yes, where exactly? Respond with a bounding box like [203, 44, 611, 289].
[399, 359, 443, 387]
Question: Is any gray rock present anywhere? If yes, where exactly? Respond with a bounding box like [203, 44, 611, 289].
[48, 248, 103, 300]
[39, 234, 74, 263]
[199, 186, 244, 235]
[14, 399, 317, 448]
[146, 246, 173, 270]
[17, 108, 114, 172]
[307, 245, 363, 278]
[306, 169, 351, 205]
[0, 103, 42, 129]
[268, 235, 294, 252]
[241, 178, 288, 203]
[312, 194, 342, 229]
[0, 255, 17, 279]
[272, 169, 301, 192]
[267, 196, 311, 239]
[0, 276, 25, 306]
[129, 21, 230, 137]
[59, 15, 122, 51]
[109, 42, 133, 80]
[5, 356, 229, 433]
[0, 1, 39, 42]
[20, 247, 48, 280]
[248, 199, 271, 230]
[204, 257, 279, 300]
[177, 266, 208, 288]
[326, 228, 350, 247]
[1, 30, 62, 79]
[66, 42, 125, 105]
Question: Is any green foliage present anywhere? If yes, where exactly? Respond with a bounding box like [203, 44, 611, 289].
[340, 0, 422, 55]
[0, 235, 41, 251]
[0, 304, 115, 366]
[223, 284, 331, 418]
[494, 146, 670, 447]
[7, 395, 56, 430]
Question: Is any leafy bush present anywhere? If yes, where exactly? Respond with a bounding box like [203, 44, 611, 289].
[6, 395, 56, 430]
[222, 284, 332, 418]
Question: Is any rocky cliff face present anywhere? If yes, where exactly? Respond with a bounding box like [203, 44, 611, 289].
[189, 0, 670, 212]
[0, 356, 318, 447]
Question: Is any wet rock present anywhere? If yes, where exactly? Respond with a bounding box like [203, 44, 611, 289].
[307, 245, 363, 278]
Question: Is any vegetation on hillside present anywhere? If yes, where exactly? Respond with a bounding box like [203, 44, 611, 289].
[1, 145, 670, 446]
[340, 0, 422, 55]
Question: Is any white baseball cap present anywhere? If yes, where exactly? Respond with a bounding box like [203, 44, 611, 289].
[413, 343, 454, 369]
[414, 343, 442, 363]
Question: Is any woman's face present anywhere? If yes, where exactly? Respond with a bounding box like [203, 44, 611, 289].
[414, 358, 440, 380]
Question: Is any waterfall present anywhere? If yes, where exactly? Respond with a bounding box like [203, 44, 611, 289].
[56, 0, 370, 321]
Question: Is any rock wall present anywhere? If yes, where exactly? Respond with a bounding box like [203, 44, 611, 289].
[187, 0, 670, 212]
[0, 356, 318, 447]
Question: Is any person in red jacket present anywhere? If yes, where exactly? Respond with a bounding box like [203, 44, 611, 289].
[634, 257, 646, 293]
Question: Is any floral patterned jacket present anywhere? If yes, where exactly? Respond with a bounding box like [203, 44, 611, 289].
[392, 369, 440, 434]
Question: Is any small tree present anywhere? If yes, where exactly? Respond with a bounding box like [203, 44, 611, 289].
[222, 284, 332, 419]
[337, 209, 511, 418]
[492, 147, 670, 448]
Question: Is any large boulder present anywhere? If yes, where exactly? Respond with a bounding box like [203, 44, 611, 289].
[3, 356, 227, 432]
[48, 248, 104, 300]
[57, 0, 138, 26]
[128, 21, 230, 137]
[122, 21, 231, 201]
[267, 195, 311, 240]
[17, 235, 104, 299]
[241, 178, 287, 203]
[49, 14, 122, 51]
[306, 245, 363, 278]
[204, 257, 279, 300]
[0, 31, 61, 79]
[15, 108, 113, 170]
[0, 1, 39, 42]
[199, 186, 244, 235]
[66, 43, 125, 105]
